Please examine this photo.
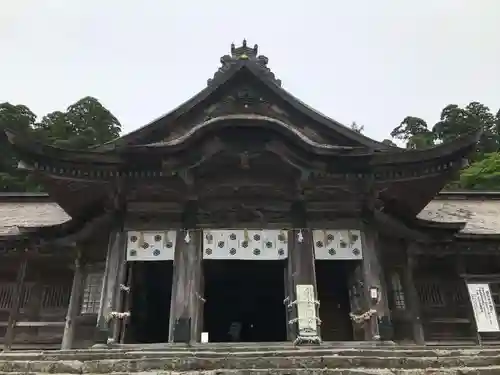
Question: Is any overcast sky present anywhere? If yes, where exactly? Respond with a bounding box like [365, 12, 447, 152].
[1, 0, 499, 142]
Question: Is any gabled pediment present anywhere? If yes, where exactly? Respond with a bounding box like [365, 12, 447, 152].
[102, 41, 391, 151]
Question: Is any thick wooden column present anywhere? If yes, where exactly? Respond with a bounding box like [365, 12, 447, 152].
[4, 254, 28, 351]
[169, 200, 203, 343]
[360, 222, 392, 340]
[347, 263, 368, 340]
[111, 252, 128, 343]
[404, 245, 425, 344]
[61, 252, 84, 349]
[95, 230, 126, 344]
[119, 263, 133, 344]
[286, 201, 319, 342]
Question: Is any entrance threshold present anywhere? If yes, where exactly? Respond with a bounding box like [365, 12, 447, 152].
[102, 341, 397, 351]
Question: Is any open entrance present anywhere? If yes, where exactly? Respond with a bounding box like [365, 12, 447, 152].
[203, 260, 287, 342]
[316, 260, 354, 341]
[128, 261, 173, 343]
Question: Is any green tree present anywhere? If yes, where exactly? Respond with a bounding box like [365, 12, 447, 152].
[0, 103, 37, 191]
[34, 97, 121, 149]
[433, 102, 497, 156]
[391, 102, 500, 190]
[1, 97, 122, 191]
[350, 121, 364, 134]
[390, 116, 434, 149]
[495, 109, 500, 141]
[460, 152, 500, 190]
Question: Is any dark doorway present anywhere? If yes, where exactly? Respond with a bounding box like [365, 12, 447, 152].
[316, 260, 354, 341]
[129, 261, 173, 343]
[203, 260, 287, 342]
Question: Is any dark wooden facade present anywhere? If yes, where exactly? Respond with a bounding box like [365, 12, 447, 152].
[0, 41, 495, 349]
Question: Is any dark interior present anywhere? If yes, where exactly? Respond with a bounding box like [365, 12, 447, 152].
[316, 260, 354, 341]
[203, 260, 287, 342]
[129, 261, 173, 343]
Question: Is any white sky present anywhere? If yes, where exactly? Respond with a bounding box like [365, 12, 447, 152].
[1, 0, 499, 142]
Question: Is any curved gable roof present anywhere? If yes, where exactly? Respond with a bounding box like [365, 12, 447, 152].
[97, 41, 393, 151]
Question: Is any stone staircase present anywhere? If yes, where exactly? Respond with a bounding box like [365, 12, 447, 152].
[1, 343, 500, 374]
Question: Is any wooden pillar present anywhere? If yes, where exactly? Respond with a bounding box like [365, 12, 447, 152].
[4, 253, 28, 351]
[61, 252, 84, 350]
[95, 230, 126, 344]
[360, 222, 392, 340]
[111, 253, 128, 343]
[169, 200, 203, 343]
[119, 263, 133, 344]
[286, 201, 319, 342]
[404, 245, 425, 345]
[347, 262, 368, 340]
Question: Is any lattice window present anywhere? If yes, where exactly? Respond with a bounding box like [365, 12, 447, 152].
[41, 284, 70, 309]
[0, 283, 33, 310]
[489, 283, 500, 307]
[81, 271, 104, 314]
[416, 281, 445, 307]
[451, 284, 468, 307]
[391, 272, 406, 310]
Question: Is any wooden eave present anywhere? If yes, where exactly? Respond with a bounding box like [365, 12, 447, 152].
[4, 120, 479, 185]
[412, 217, 466, 232]
[4, 129, 123, 165]
[436, 191, 500, 201]
[455, 232, 500, 241]
[398, 216, 465, 241]
[414, 233, 500, 256]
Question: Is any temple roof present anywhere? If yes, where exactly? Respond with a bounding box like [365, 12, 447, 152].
[2, 40, 480, 221]
[100, 39, 390, 151]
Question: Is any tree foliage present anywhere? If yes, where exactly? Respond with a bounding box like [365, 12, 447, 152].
[0, 97, 121, 192]
[460, 153, 500, 190]
[433, 102, 497, 157]
[350, 121, 364, 134]
[0, 103, 38, 191]
[390, 116, 435, 150]
[389, 101, 500, 190]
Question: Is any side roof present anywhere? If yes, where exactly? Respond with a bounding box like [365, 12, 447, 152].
[0, 193, 70, 236]
[1, 191, 499, 237]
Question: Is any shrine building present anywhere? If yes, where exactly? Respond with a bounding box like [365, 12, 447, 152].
[1, 41, 499, 350]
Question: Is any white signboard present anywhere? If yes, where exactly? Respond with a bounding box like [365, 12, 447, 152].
[466, 283, 500, 333]
[295, 284, 318, 337]
[313, 229, 363, 260]
[126, 230, 177, 261]
[202, 230, 288, 260]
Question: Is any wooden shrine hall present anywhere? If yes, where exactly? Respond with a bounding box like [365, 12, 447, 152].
[0, 40, 498, 350]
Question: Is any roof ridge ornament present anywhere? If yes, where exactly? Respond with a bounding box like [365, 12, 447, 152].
[231, 39, 258, 60]
[208, 40, 282, 87]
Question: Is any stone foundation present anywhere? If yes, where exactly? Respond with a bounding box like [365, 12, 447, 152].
[1, 343, 500, 374]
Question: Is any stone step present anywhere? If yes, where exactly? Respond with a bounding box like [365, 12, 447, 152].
[0, 368, 499, 375]
[3, 347, 500, 361]
[0, 354, 500, 373]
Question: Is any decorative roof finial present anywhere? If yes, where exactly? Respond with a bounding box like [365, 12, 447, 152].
[230, 39, 259, 60]
[207, 40, 281, 87]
